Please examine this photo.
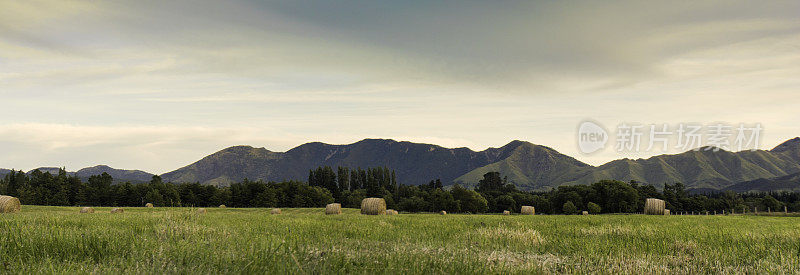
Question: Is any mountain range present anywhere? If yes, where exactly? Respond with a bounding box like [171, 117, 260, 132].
[160, 137, 800, 192]
[4, 138, 800, 192]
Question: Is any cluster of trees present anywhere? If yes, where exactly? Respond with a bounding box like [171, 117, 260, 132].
[3, 167, 800, 214]
[307, 169, 800, 214]
[0, 169, 333, 208]
[471, 173, 800, 214]
[308, 166, 397, 201]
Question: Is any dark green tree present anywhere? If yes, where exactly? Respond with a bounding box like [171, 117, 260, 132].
[144, 189, 165, 206]
[451, 184, 488, 213]
[587, 202, 602, 214]
[495, 195, 516, 212]
[477, 172, 506, 193]
[563, 201, 578, 214]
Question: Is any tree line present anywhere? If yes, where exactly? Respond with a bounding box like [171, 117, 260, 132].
[2, 168, 800, 213]
[0, 169, 333, 208]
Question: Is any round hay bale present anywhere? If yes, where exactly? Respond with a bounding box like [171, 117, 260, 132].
[197, 208, 207, 214]
[582, 211, 589, 215]
[664, 209, 670, 215]
[219, 205, 226, 208]
[503, 210, 510, 215]
[439, 210, 447, 215]
[110, 208, 124, 214]
[0, 196, 21, 213]
[520, 205, 535, 215]
[325, 203, 342, 215]
[644, 198, 666, 215]
[360, 198, 387, 215]
[145, 203, 154, 208]
[386, 209, 399, 215]
[270, 208, 282, 215]
[79, 207, 95, 214]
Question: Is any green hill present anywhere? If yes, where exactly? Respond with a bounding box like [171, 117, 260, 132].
[157, 138, 800, 191]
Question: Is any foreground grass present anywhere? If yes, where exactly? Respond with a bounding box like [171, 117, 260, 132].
[1, 206, 799, 274]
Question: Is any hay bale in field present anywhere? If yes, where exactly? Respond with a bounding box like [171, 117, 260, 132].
[503, 210, 510, 215]
[197, 208, 207, 214]
[325, 203, 342, 215]
[439, 210, 447, 215]
[582, 211, 588, 215]
[644, 198, 666, 215]
[360, 198, 387, 215]
[110, 208, 124, 214]
[386, 209, 395, 215]
[271, 208, 282, 215]
[520, 205, 535, 215]
[145, 203, 154, 208]
[219, 205, 226, 208]
[664, 209, 670, 215]
[79, 207, 95, 214]
[0, 195, 21, 213]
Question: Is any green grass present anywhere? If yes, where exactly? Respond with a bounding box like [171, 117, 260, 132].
[1, 206, 799, 274]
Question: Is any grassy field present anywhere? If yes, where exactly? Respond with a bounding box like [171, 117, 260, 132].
[1, 206, 799, 274]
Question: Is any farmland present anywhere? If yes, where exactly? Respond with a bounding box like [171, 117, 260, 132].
[1, 206, 799, 274]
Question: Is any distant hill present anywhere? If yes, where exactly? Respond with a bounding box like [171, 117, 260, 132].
[565, 146, 800, 190]
[452, 141, 593, 190]
[161, 137, 800, 192]
[723, 172, 800, 193]
[26, 167, 76, 177]
[75, 165, 154, 183]
[17, 165, 154, 183]
[7, 137, 800, 192]
[771, 137, 800, 163]
[162, 139, 559, 187]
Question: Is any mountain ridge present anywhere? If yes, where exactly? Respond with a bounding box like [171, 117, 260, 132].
[161, 139, 539, 187]
[5, 137, 800, 192]
[160, 137, 800, 191]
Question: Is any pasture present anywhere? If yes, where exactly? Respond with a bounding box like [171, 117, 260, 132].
[1, 206, 798, 274]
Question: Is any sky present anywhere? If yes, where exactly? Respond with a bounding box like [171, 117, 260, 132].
[1, 0, 799, 174]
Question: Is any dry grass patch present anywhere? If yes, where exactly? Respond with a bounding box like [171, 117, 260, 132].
[671, 240, 698, 257]
[482, 251, 566, 271]
[580, 225, 634, 236]
[155, 212, 231, 242]
[473, 226, 545, 246]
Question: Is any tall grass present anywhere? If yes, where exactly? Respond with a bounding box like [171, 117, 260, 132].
[0, 206, 798, 274]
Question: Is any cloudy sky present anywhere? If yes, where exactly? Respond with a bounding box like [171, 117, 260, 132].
[1, 0, 799, 174]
